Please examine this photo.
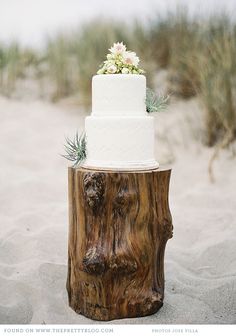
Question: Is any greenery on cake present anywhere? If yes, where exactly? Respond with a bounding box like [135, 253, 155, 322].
[62, 132, 87, 167]
[146, 88, 170, 113]
[97, 42, 145, 75]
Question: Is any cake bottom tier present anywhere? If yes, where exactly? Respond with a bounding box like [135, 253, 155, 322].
[82, 116, 159, 170]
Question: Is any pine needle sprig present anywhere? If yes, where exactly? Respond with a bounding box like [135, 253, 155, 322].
[146, 88, 170, 113]
[62, 132, 87, 167]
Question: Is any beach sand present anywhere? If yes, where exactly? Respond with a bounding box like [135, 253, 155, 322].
[0, 95, 235, 324]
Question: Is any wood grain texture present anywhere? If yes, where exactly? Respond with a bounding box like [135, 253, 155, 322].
[67, 167, 173, 321]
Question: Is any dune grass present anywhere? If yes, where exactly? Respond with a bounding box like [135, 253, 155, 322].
[0, 12, 235, 146]
[0, 42, 40, 96]
[186, 16, 236, 146]
[148, 12, 236, 146]
[0, 42, 23, 96]
[46, 34, 76, 101]
[166, 11, 200, 98]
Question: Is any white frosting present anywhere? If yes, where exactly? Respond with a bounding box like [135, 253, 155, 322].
[82, 74, 159, 170]
[92, 74, 146, 116]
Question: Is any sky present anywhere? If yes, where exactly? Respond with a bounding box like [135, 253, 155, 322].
[0, 0, 236, 48]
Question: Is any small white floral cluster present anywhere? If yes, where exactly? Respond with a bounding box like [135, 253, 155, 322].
[97, 42, 145, 75]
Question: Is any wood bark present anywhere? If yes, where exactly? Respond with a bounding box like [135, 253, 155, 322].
[67, 167, 173, 321]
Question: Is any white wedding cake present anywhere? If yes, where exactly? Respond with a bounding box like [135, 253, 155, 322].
[82, 43, 159, 171]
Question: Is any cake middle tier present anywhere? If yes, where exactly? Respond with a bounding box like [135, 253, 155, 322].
[83, 116, 159, 170]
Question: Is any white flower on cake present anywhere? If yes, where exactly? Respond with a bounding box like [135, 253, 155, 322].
[121, 67, 130, 74]
[97, 42, 144, 75]
[107, 64, 117, 74]
[109, 42, 126, 55]
[106, 53, 113, 60]
[123, 51, 140, 67]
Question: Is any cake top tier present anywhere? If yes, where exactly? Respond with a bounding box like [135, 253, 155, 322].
[92, 74, 146, 116]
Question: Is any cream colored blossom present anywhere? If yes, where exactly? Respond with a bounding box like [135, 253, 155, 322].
[107, 64, 117, 74]
[106, 53, 113, 60]
[121, 67, 130, 74]
[123, 51, 140, 67]
[109, 42, 126, 55]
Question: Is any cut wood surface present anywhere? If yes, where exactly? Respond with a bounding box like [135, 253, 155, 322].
[67, 167, 173, 321]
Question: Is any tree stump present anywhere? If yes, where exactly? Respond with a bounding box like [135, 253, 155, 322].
[67, 167, 173, 321]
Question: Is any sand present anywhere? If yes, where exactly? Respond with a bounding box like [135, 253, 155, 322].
[0, 94, 235, 324]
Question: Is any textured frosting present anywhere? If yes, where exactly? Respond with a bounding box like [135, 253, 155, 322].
[83, 116, 158, 170]
[92, 74, 146, 116]
[82, 74, 159, 170]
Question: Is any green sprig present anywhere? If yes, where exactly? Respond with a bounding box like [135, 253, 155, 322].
[62, 132, 87, 167]
[146, 88, 170, 113]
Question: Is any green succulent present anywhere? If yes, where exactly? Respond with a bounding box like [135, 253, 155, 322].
[146, 88, 169, 113]
[62, 132, 87, 167]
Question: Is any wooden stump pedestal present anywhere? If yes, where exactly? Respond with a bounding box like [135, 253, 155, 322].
[67, 167, 173, 321]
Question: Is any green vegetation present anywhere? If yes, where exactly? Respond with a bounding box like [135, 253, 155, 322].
[0, 12, 236, 146]
[62, 132, 87, 167]
[46, 34, 75, 101]
[146, 88, 169, 113]
[0, 42, 22, 96]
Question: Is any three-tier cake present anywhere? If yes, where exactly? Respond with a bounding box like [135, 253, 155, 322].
[82, 43, 159, 170]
